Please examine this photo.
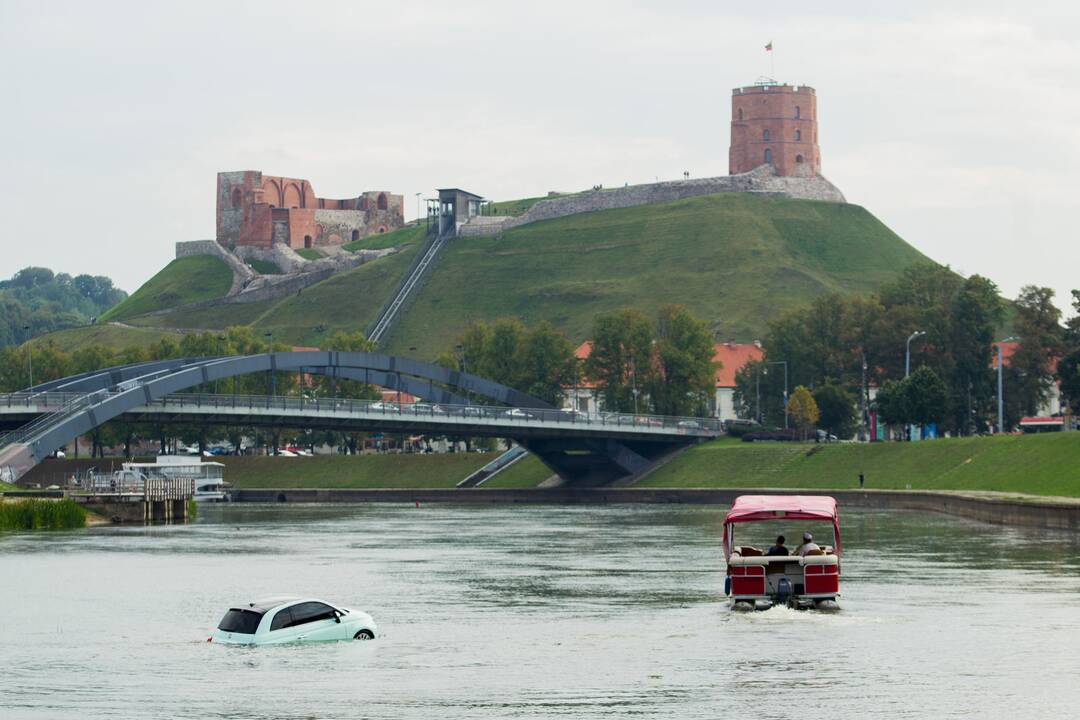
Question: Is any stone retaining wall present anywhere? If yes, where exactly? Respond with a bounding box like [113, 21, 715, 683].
[231, 487, 1080, 532]
[458, 165, 847, 237]
[175, 240, 254, 296]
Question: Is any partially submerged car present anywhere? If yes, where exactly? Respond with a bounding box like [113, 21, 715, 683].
[722, 495, 841, 611]
[210, 597, 377, 645]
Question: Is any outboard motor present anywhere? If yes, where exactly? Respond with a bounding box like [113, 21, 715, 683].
[724, 576, 732, 596]
[776, 577, 792, 606]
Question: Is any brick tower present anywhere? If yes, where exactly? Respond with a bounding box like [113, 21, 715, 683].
[729, 83, 820, 177]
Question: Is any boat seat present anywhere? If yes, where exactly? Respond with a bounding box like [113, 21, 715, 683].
[728, 555, 772, 567]
[800, 554, 839, 567]
[737, 546, 763, 556]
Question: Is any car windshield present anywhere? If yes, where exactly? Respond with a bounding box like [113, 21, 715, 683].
[217, 608, 264, 634]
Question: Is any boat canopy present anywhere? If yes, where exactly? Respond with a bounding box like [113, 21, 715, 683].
[724, 495, 837, 524]
[722, 495, 841, 559]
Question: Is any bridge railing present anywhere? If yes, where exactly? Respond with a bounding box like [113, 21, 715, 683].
[138, 393, 723, 434]
[0, 390, 109, 448]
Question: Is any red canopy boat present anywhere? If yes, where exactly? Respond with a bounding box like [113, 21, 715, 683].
[723, 495, 842, 611]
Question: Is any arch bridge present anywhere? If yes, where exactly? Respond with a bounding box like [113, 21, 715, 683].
[0, 352, 720, 485]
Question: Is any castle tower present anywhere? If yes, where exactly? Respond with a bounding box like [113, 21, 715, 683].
[729, 83, 820, 177]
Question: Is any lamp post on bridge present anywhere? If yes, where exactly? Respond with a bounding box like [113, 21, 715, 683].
[905, 331, 926, 441]
[264, 332, 275, 398]
[22, 324, 33, 390]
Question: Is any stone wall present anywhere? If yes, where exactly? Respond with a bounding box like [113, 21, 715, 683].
[175, 240, 254, 296]
[458, 165, 846, 237]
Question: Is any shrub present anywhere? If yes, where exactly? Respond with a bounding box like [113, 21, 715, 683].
[0, 498, 86, 530]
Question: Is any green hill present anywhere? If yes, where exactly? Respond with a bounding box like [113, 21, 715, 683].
[384, 193, 930, 356]
[100, 255, 233, 322]
[54, 194, 929, 354]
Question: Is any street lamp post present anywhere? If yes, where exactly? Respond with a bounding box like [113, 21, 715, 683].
[996, 336, 1019, 434]
[456, 344, 469, 406]
[904, 331, 926, 440]
[905, 330, 926, 378]
[630, 355, 639, 416]
[22, 324, 33, 390]
[765, 360, 788, 429]
[264, 332, 275, 397]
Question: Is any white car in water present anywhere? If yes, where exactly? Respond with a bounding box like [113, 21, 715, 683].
[210, 597, 377, 645]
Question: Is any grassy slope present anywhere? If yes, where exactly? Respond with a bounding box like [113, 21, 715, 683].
[385, 194, 930, 357]
[343, 224, 427, 252]
[480, 454, 552, 488]
[100, 256, 233, 322]
[250, 243, 420, 346]
[31, 323, 184, 351]
[640, 432, 1080, 497]
[220, 453, 493, 488]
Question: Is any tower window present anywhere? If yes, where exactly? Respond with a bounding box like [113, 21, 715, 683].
[795, 129, 802, 141]
[795, 106, 801, 119]
[737, 108, 743, 120]
[764, 148, 773, 164]
[377, 193, 388, 210]
[763, 129, 770, 141]
[796, 154, 804, 163]
[231, 187, 242, 208]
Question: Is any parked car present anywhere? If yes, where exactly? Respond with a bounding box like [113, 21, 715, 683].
[368, 402, 401, 413]
[677, 420, 702, 430]
[503, 408, 533, 419]
[210, 597, 377, 645]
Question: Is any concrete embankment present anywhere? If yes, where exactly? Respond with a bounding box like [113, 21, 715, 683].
[231, 487, 1080, 532]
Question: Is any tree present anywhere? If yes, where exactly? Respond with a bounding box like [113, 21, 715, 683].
[874, 379, 909, 430]
[812, 381, 857, 439]
[1010, 286, 1064, 416]
[905, 365, 949, 428]
[787, 386, 819, 440]
[1056, 290, 1080, 415]
[586, 309, 653, 413]
[647, 305, 717, 416]
[512, 321, 574, 406]
[948, 275, 1004, 434]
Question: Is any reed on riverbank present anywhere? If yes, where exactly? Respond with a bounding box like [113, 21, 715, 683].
[0, 498, 87, 530]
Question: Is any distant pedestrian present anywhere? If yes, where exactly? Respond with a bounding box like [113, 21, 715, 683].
[859, 472, 865, 489]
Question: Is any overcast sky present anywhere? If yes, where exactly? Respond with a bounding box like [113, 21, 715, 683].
[1, 0, 1076, 318]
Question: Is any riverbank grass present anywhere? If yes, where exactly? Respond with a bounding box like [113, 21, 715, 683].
[220, 453, 499, 489]
[640, 432, 1080, 497]
[0, 498, 87, 530]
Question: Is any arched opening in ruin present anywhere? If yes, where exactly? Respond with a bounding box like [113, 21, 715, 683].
[763, 129, 770, 141]
[737, 108, 743, 120]
[304, 235, 313, 249]
[795, 106, 801, 119]
[377, 193, 388, 210]
[795, 129, 802, 141]
[351, 229, 360, 242]
[231, 187, 242, 208]
[796, 154, 804, 164]
[764, 148, 773, 164]
[378, 226, 387, 234]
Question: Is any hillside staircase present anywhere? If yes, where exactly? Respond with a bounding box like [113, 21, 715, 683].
[367, 228, 452, 346]
[456, 445, 529, 488]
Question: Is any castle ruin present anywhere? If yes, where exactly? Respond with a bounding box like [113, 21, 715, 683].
[216, 170, 404, 250]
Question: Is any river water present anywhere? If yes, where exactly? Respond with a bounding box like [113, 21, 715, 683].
[2, 503, 1079, 719]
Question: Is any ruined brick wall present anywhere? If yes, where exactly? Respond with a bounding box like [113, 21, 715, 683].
[219, 170, 405, 248]
[730, 85, 820, 177]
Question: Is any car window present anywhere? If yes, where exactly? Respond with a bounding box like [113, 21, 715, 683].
[269, 607, 293, 631]
[217, 609, 264, 634]
[287, 602, 337, 627]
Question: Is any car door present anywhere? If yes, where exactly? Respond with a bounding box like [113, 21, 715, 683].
[285, 602, 342, 642]
[263, 606, 302, 644]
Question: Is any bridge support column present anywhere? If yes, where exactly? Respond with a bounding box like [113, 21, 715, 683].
[518, 438, 692, 487]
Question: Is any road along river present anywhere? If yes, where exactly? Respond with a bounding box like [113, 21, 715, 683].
[1, 504, 1078, 719]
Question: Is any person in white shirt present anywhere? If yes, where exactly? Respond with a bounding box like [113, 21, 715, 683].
[794, 531, 821, 556]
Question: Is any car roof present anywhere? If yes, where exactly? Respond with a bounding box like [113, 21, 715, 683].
[247, 596, 303, 612]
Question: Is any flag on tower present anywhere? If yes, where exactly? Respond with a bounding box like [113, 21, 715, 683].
[765, 41, 773, 52]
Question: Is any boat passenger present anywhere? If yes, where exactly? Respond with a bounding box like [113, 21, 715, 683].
[794, 532, 821, 556]
[765, 535, 789, 556]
